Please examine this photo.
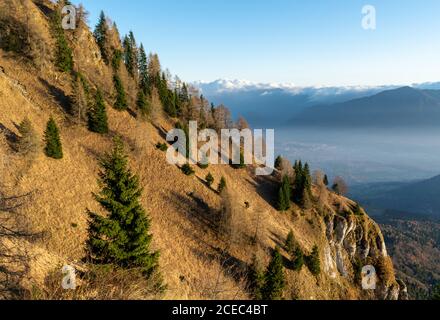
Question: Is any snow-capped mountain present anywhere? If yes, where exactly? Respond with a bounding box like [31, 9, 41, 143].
[192, 79, 440, 127]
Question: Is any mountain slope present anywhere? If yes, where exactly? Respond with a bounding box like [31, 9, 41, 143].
[290, 87, 440, 128]
[0, 0, 405, 300]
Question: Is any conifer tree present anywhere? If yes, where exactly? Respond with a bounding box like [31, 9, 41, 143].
[303, 163, 312, 193]
[138, 44, 149, 93]
[94, 11, 110, 64]
[205, 172, 214, 187]
[293, 161, 312, 208]
[44, 117, 63, 159]
[181, 163, 195, 176]
[292, 247, 304, 271]
[50, 8, 73, 72]
[285, 230, 295, 254]
[88, 90, 108, 134]
[274, 155, 283, 170]
[231, 152, 246, 169]
[218, 176, 227, 193]
[122, 35, 136, 78]
[111, 49, 123, 71]
[306, 245, 321, 276]
[293, 161, 304, 204]
[261, 247, 285, 300]
[323, 174, 329, 186]
[86, 137, 160, 278]
[432, 283, 440, 300]
[123, 31, 138, 79]
[248, 254, 264, 300]
[113, 75, 128, 111]
[136, 90, 150, 119]
[278, 175, 291, 211]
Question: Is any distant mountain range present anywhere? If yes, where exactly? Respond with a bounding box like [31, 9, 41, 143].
[194, 79, 440, 128]
[352, 175, 440, 218]
[291, 86, 440, 128]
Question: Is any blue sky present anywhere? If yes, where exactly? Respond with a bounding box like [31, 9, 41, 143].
[71, 0, 440, 87]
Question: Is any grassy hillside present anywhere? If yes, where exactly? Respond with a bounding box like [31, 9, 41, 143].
[0, 0, 405, 300]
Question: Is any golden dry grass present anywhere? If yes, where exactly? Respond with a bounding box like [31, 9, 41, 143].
[0, 0, 398, 300]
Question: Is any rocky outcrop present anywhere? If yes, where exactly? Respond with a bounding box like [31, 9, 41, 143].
[323, 212, 404, 300]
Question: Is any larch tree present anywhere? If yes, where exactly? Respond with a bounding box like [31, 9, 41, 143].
[332, 176, 348, 196]
[71, 73, 89, 123]
[15, 117, 39, 155]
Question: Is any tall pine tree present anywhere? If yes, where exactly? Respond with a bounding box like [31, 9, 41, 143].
[136, 90, 150, 119]
[94, 11, 110, 64]
[138, 43, 149, 93]
[306, 245, 321, 276]
[50, 6, 73, 72]
[88, 90, 108, 134]
[261, 247, 285, 300]
[44, 117, 63, 159]
[113, 75, 128, 111]
[278, 175, 291, 211]
[86, 137, 160, 278]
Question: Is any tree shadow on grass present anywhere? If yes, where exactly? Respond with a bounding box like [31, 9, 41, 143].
[165, 191, 219, 234]
[245, 173, 278, 210]
[39, 77, 72, 115]
[0, 123, 18, 147]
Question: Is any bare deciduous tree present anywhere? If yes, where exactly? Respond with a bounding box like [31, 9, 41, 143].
[236, 117, 250, 130]
[0, 190, 40, 299]
[332, 176, 348, 196]
[313, 170, 329, 212]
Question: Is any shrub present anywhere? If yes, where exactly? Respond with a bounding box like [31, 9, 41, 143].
[156, 142, 168, 152]
[353, 203, 364, 216]
[198, 162, 209, 169]
[181, 163, 195, 176]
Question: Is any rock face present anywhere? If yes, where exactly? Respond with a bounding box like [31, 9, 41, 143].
[323, 213, 405, 300]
